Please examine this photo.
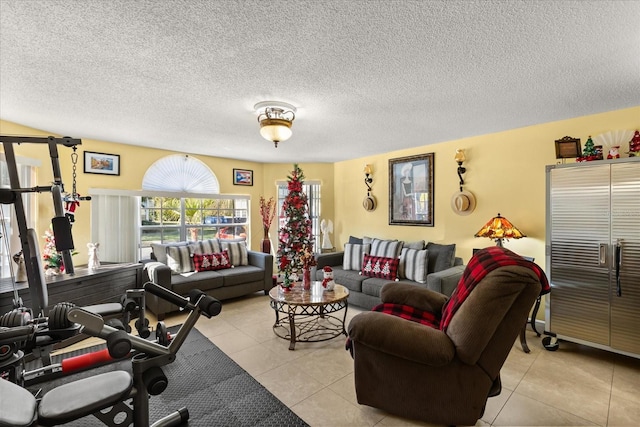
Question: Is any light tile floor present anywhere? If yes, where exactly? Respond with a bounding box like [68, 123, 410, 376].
[135, 292, 640, 426]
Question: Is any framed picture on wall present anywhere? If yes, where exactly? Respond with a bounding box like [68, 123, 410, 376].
[233, 168, 253, 186]
[389, 153, 435, 226]
[84, 151, 120, 175]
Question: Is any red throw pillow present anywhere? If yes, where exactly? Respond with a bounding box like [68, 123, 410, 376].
[361, 254, 400, 281]
[192, 251, 232, 272]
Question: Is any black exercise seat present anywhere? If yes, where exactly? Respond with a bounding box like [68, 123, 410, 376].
[84, 303, 125, 317]
[38, 370, 133, 426]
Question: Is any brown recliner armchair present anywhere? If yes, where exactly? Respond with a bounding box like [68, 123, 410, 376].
[347, 247, 547, 426]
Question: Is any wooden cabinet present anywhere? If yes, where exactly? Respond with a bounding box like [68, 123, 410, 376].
[0, 263, 142, 314]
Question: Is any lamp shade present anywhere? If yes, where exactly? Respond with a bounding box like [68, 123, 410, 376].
[474, 213, 525, 246]
[259, 118, 292, 143]
[255, 101, 296, 147]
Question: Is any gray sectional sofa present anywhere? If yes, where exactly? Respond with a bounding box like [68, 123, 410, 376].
[313, 237, 464, 309]
[141, 238, 273, 319]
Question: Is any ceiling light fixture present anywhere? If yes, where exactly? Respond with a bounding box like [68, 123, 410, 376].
[254, 101, 296, 148]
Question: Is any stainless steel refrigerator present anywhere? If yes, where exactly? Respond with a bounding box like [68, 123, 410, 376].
[545, 157, 640, 358]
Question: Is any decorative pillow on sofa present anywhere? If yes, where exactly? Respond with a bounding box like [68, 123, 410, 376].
[361, 254, 400, 281]
[151, 242, 189, 265]
[221, 241, 248, 266]
[398, 248, 429, 283]
[189, 238, 222, 255]
[348, 236, 363, 244]
[192, 251, 232, 272]
[167, 245, 194, 274]
[370, 238, 403, 259]
[426, 242, 456, 273]
[344, 243, 371, 271]
[403, 240, 425, 250]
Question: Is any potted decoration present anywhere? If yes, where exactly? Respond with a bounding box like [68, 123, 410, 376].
[259, 196, 276, 254]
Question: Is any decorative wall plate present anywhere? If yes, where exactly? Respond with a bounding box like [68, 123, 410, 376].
[593, 130, 634, 154]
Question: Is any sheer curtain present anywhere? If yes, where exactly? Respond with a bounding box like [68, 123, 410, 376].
[90, 192, 138, 262]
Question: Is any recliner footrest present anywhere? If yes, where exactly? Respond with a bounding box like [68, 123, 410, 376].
[38, 370, 133, 426]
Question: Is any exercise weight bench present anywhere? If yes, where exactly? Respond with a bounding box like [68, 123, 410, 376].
[0, 282, 222, 427]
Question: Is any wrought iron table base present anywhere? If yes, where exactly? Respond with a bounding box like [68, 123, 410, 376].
[270, 300, 348, 350]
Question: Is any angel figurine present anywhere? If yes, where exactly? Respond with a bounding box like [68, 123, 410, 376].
[87, 242, 100, 270]
[320, 219, 334, 250]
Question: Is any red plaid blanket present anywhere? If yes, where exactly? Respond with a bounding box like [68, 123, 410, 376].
[371, 302, 440, 329]
[440, 246, 550, 331]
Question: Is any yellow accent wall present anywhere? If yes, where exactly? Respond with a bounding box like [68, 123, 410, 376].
[333, 106, 640, 270]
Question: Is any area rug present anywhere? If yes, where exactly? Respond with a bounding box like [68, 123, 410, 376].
[26, 327, 309, 426]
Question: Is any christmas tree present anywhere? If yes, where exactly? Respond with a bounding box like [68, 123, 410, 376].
[42, 229, 64, 275]
[582, 136, 596, 159]
[277, 164, 314, 288]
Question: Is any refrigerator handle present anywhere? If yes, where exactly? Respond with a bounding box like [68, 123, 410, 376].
[615, 240, 622, 297]
[599, 243, 608, 266]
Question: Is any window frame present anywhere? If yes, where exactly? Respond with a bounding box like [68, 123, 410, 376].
[276, 180, 322, 253]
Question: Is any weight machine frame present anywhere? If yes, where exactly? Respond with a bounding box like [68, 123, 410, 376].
[0, 135, 81, 318]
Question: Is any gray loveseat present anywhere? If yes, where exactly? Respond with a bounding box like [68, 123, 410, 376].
[313, 238, 464, 309]
[141, 238, 273, 319]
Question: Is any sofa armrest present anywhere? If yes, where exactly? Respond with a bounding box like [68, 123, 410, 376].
[380, 282, 448, 313]
[427, 264, 465, 297]
[348, 311, 455, 366]
[143, 261, 172, 287]
[311, 251, 344, 279]
[247, 251, 274, 291]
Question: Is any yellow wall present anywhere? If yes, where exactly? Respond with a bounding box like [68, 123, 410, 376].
[333, 106, 640, 270]
[0, 120, 335, 265]
[2, 106, 638, 273]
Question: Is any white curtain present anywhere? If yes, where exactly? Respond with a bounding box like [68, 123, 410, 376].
[90, 194, 138, 262]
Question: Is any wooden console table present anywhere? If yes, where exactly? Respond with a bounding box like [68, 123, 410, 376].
[0, 263, 143, 314]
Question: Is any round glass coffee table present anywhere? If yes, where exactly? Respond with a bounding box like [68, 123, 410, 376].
[268, 281, 349, 350]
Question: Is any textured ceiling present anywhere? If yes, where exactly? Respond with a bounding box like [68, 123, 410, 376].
[1, 0, 639, 164]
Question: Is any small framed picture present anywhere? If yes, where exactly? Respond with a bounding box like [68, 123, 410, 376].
[233, 168, 253, 186]
[84, 151, 120, 175]
[554, 136, 582, 159]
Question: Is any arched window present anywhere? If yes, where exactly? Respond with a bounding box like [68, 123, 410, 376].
[91, 155, 249, 262]
[142, 154, 219, 193]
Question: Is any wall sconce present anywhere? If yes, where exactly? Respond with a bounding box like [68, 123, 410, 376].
[364, 164, 373, 192]
[455, 149, 466, 192]
[363, 164, 376, 211]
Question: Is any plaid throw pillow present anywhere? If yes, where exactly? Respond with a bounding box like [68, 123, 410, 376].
[192, 251, 232, 272]
[361, 254, 400, 281]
